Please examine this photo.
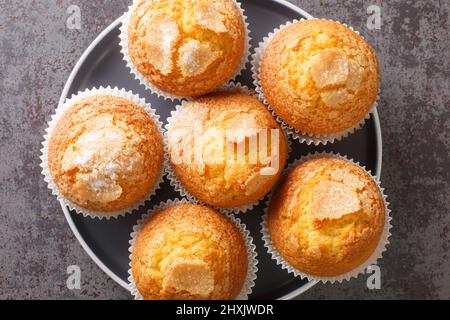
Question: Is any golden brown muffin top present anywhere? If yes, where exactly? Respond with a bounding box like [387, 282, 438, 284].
[131, 204, 248, 300]
[268, 157, 385, 277]
[48, 95, 164, 212]
[168, 91, 287, 208]
[261, 19, 380, 134]
[127, 0, 245, 96]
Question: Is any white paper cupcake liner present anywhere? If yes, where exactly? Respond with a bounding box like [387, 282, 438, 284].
[40, 86, 167, 220]
[261, 151, 392, 283]
[251, 18, 380, 145]
[119, 0, 251, 101]
[164, 82, 292, 214]
[128, 198, 258, 300]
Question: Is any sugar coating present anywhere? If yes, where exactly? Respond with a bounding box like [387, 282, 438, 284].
[61, 115, 144, 203]
[131, 204, 248, 300]
[48, 95, 164, 213]
[168, 91, 288, 208]
[261, 19, 380, 135]
[128, 0, 245, 97]
[268, 157, 385, 277]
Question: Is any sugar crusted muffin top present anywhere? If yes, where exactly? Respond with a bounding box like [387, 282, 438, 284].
[48, 95, 164, 213]
[268, 157, 385, 277]
[261, 19, 380, 135]
[131, 204, 248, 300]
[127, 0, 246, 97]
[168, 91, 288, 208]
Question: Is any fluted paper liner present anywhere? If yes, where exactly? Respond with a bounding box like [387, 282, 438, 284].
[164, 82, 292, 214]
[119, 0, 251, 101]
[261, 152, 392, 283]
[40, 86, 167, 220]
[128, 198, 258, 300]
[251, 18, 380, 145]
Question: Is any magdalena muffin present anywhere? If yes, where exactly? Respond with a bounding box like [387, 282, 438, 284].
[167, 91, 288, 208]
[48, 95, 164, 213]
[131, 203, 248, 300]
[126, 0, 246, 97]
[268, 157, 385, 277]
[260, 19, 380, 135]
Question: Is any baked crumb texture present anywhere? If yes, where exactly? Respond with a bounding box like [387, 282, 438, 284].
[168, 91, 288, 208]
[128, 0, 245, 97]
[261, 19, 379, 135]
[268, 157, 385, 277]
[132, 204, 248, 300]
[48, 95, 164, 212]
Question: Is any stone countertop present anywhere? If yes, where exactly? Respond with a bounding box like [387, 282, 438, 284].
[0, 0, 448, 299]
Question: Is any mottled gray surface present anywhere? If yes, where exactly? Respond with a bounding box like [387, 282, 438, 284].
[0, 0, 448, 300]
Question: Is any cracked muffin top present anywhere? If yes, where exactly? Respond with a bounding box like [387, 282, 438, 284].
[261, 19, 379, 135]
[131, 203, 248, 300]
[127, 0, 246, 97]
[48, 95, 163, 213]
[268, 157, 385, 277]
[167, 91, 287, 208]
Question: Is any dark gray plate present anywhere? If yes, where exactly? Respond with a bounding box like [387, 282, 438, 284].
[58, 0, 382, 300]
